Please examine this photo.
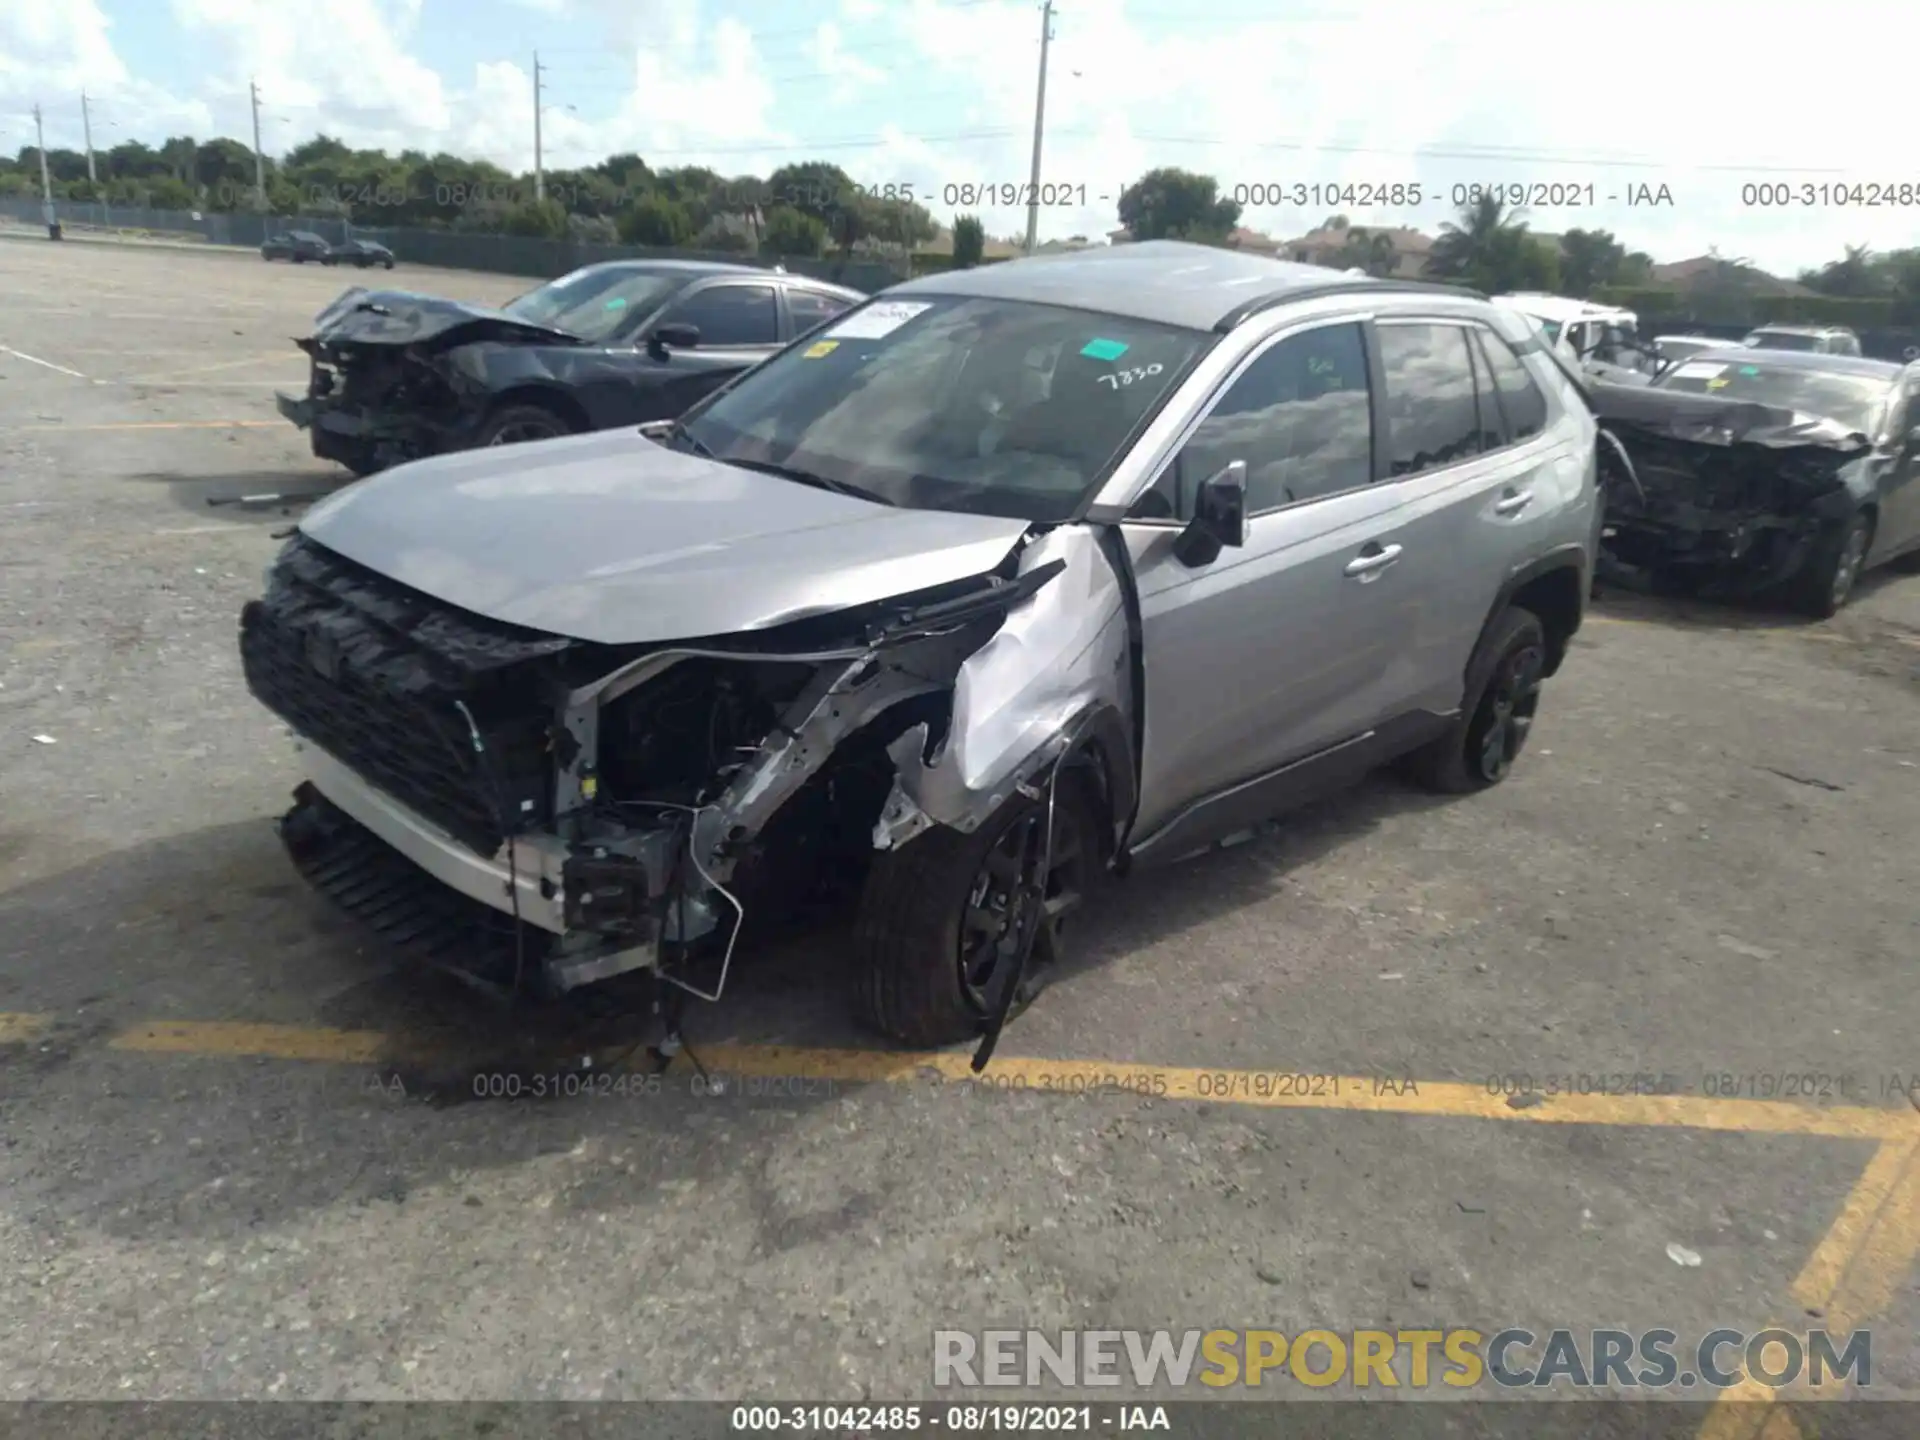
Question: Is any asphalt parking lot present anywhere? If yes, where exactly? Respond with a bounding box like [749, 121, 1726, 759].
[1, 235, 1917, 1431]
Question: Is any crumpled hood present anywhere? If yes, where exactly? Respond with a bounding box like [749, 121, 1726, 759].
[296, 428, 1034, 645]
[1591, 380, 1873, 453]
[303, 287, 583, 349]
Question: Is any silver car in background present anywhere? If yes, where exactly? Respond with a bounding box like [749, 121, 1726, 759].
[240, 242, 1601, 1053]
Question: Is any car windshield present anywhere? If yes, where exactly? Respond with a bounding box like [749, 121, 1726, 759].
[675, 295, 1212, 522]
[1744, 330, 1821, 352]
[502, 267, 686, 342]
[1654, 359, 1890, 435]
[1534, 318, 1564, 342]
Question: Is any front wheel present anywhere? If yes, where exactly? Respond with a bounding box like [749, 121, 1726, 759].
[475, 403, 575, 448]
[851, 774, 1100, 1047]
[1400, 606, 1547, 794]
[1789, 510, 1871, 618]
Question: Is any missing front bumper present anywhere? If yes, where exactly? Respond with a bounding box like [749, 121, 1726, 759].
[281, 745, 668, 994]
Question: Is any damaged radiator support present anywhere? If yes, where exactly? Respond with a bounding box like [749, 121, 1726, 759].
[253, 520, 1129, 1009]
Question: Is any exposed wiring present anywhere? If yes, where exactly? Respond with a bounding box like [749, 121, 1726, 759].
[453, 699, 528, 995]
[616, 799, 747, 1007]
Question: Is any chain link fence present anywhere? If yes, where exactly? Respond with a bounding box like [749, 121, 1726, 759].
[0, 197, 903, 294]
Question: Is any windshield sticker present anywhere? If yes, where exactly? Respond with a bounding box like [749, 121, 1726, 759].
[604, 297, 627, 309]
[1706, 376, 1730, 390]
[826, 301, 933, 340]
[1738, 364, 1761, 376]
[1080, 337, 1129, 361]
[1670, 362, 1727, 380]
[803, 339, 839, 359]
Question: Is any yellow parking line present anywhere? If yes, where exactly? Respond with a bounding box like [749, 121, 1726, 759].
[89, 1024, 1916, 1141]
[110, 1020, 389, 1064]
[1695, 1134, 1920, 1439]
[0, 1012, 54, 1044]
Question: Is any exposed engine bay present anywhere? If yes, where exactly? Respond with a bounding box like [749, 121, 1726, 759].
[239, 523, 1132, 1009]
[1590, 380, 1874, 595]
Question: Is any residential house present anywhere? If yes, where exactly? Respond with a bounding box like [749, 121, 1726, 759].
[1281, 221, 1435, 278]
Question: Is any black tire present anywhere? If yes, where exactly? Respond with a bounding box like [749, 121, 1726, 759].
[474, 403, 575, 449]
[1400, 606, 1548, 795]
[1788, 510, 1872, 618]
[851, 773, 1100, 1047]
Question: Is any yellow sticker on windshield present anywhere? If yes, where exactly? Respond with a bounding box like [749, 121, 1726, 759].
[803, 339, 839, 359]
[1706, 376, 1729, 390]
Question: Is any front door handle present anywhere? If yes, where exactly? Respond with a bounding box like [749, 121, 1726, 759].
[1494, 489, 1535, 516]
[1344, 542, 1403, 578]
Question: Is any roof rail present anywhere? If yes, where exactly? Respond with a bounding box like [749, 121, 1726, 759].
[1214, 277, 1485, 334]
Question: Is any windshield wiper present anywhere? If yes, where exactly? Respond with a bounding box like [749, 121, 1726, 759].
[723, 457, 894, 506]
[662, 419, 715, 457]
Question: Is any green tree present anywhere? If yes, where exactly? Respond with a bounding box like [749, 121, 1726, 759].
[1425, 193, 1556, 292]
[762, 204, 827, 257]
[502, 197, 568, 238]
[1801, 244, 1883, 298]
[618, 193, 695, 246]
[1116, 166, 1241, 241]
[952, 214, 985, 268]
[1334, 227, 1397, 277]
[1558, 228, 1628, 297]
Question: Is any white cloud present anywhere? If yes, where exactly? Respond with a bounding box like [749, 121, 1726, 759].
[7, 0, 1917, 273]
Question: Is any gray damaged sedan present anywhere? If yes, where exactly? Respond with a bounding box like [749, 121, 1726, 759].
[241, 241, 1600, 1052]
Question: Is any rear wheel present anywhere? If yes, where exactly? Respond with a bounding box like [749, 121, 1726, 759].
[475, 403, 576, 449]
[1789, 510, 1871, 618]
[851, 774, 1099, 1047]
[1401, 607, 1547, 794]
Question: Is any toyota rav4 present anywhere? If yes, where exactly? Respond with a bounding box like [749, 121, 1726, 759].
[240, 241, 1600, 1052]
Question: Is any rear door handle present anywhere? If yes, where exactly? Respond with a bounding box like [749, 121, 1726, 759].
[1494, 489, 1535, 516]
[1344, 542, 1403, 578]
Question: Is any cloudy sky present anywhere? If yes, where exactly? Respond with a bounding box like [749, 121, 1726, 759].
[3, 0, 1915, 274]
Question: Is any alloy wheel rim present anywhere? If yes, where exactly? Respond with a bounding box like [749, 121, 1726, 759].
[1831, 525, 1867, 607]
[958, 806, 1087, 1012]
[1472, 644, 1544, 783]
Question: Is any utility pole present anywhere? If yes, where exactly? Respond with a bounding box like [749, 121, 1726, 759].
[81, 91, 97, 182]
[33, 103, 57, 236]
[532, 51, 545, 203]
[1022, 0, 1055, 255]
[249, 79, 267, 210]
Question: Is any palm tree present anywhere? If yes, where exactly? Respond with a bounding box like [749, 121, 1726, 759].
[1425, 193, 1521, 285]
[1810, 244, 1881, 298]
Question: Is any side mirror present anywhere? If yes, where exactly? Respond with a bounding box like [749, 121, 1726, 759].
[1172, 460, 1248, 568]
[648, 322, 701, 356]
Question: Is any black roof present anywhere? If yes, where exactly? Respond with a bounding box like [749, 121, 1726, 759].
[1683, 348, 1902, 380]
[883, 239, 1476, 332]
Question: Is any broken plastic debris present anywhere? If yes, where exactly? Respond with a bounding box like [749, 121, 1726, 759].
[30, 734, 56, 745]
[1666, 1242, 1703, 1268]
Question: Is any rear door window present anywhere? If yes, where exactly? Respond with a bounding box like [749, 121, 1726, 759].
[661, 284, 780, 347]
[1375, 323, 1484, 477]
[1473, 329, 1549, 443]
[787, 288, 856, 337]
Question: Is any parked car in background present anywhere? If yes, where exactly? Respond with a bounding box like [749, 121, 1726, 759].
[243, 242, 1599, 1049]
[261, 231, 331, 263]
[324, 238, 395, 270]
[1653, 334, 1733, 365]
[275, 259, 866, 476]
[1495, 293, 1655, 385]
[1742, 325, 1862, 356]
[1596, 348, 1920, 614]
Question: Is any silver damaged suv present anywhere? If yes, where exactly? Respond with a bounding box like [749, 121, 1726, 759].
[240, 241, 1600, 1050]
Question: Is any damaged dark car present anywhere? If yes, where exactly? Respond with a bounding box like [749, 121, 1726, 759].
[1593, 349, 1920, 615]
[274, 260, 865, 477]
[241, 243, 1601, 1056]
